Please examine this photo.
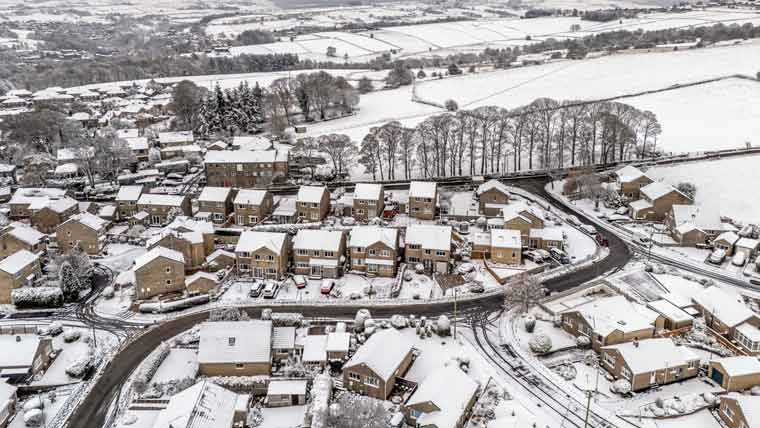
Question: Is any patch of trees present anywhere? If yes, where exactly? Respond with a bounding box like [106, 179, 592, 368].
[195, 81, 265, 136]
[283, 71, 359, 122]
[358, 98, 661, 180]
[581, 9, 629, 22]
[233, 29, 276, 46]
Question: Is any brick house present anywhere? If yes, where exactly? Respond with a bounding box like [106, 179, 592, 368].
[185, 271, 220, 296]
[503, 202, 545, 240]
[348, 226, 399, 277]
[147, 230, 207, 270]
[296, 186, 330, 222]
[665, 205, 722, 246]
[234, 189, 274, 226]
[123, 137, 149, 162]
[352, 183, 384, 222]
[405, 225, 451, 274]
[718, 394, 760, 428]
[0, 225, 46, 259]
[206, 249, 236, 272]
[343, 329, 415, 399]
[235, 231, 290, 280]
[408, 181, 437, 220]
[612, 165, 653, 200]
[0, 250, 41, 304]
[116, 185, 143, 219]
[198, 320, 272, 377]
[692, 286, 760, 355]
[204, 150, 289, 188]
[403, 366, 479, 428]
[136, 194, 192, 226]
[293, 229, 346, 278]
[56, 212, 110, 255]
[133, 246, 185, 300]
[490, 229, 522, 265]
[708, 356, 760, 392]
[197, 186, 234, 224]
[476, 179, 511, 217]
[600, 338, 700, 392]
[630, 181, 692, 221]
[27, 197, 79, 234]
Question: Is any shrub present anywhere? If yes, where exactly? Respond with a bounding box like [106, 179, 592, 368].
[12, 287, 63, 308]
[528, 333, 552, 354]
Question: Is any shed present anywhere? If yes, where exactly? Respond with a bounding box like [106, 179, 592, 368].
[266, 380, 308, 407]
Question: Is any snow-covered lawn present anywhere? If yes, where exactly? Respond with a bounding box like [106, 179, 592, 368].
[260, 405, 308, 428]
[151, 348, 198, 385]
[644, 408, 721, 428]
[32, 327, 98, 386]
[98, 244, 146, 274]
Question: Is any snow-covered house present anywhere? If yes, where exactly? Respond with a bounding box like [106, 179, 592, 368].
[198, 321, 272, 376]
[560, 295, 658, 351]
[116, 185, 144, 219]
[147, 229, 207, 270]
[408, 181, 437, 220]
[343, 329, 415, 400]
[123, 136, 150, 162]
[272, 197, 297, 224]
[405, 225, 452, 274]
[29, 196, 79, 234]
[645, 299, 694, 331]
[55, 212, 109, 255]
[157, 131, 194, 148]
[301, 335, 328, 369]
[234, 231, 289, 280]
[296, 185, 330, 222]
[152, 380, 247, 428]
[348, 226, 399, 277]
[133, 246, 186, 300]
[271, 326, 296, 362]
[630, 181, 692, 221]
[234, 189, 273, 226]
[665, 204, 722, 246]
[0, 224, 46, 259]
[601, 338, 699, 392]
[403, 366, 479, 428]
[8, 188, 65, 217]
[490, 229, 522, 265]
[708, 356, 760, 392]
[713, 231, 741, 256]
[502, 201, 545, 239]
[266, 380, 307, 408]
[0, 250, 41, 304]
[692, 286, 760, 355]
[198, 186, 234, 224]
[206, 249, 236, 272]
[293, 230, 346, 279]
[0, 334, 53, 382]
[718, 393, 760, 428]
[204, 150, 288, 188]
[352, 183, 384, 222]
[0, 379, 17, 427]
[612, 165, 653, 200]
[326, 331, 350, 361]
[185, 271, 219, 296]
[735, 237, 760, 259]
[137, 193, 191, 226]
[476, 179, 511, 217]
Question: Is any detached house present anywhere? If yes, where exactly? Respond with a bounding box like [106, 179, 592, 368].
[630, 181, 692, 221]
[56, 213, 109, 255]
[408, 181, 437, 220]
[348, 226, 399, 277]
[718, 393, 760, 428]
[123, 137, 149, 162]
[352, 183, 384, 222]
[502, 202, 545, 238]
[601, 338, 700, 392]
[714, 231, 741, 257]
[405, 225, 452, 274]
[0, 250, 41, 304]
[234, 189, 273, 226]
[490, 229, 522, 265]
[147, 230, 207, 270]
[293, 230, 346, 278]
[235, 231, 290, 280]
[115, 185, 143, 219]
[198, 320, 272, 377]
[0, 225, 46, 259]
[403, 366, 479, 428]
[476, 179, 511, 217]
[133, 246, 185, 300]
[137, 194, 191, 226]
[692, 286, 760, 355]
[198, 186, 234, 224]
[296, 186, 330, 222]
[612, 165, 653, 200]
[9, 188, 67, 219]
[665, 204, 722, 246]
[343, 329, 415, 399]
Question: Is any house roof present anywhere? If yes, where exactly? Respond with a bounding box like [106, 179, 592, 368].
[235, 231, 287, 254]
[715, 231, 740, 245]
[302, 335, 328, 363]
[137, 193, 186, 207]
[409, 181, 437, 199]
[232, 135, 272, 151]
[641, 181, 689, 202]
[296, 185, 327, 204]
[152, 381, 236, 428]
[133, 246, 184, 271]
[0, 250, 38, 275]
[476, 179, 510, 197]
[614, 165, 648, 183]
[204, 149, 287, 164]
[736, 237, 760, 250]
[406, 366, 479, 428]
[405, 225, 451, 251]
[692, 286, 754, 328]
[491, 229, 521, 249]
[353, 183, 383, 200]
[713, 356, 760, 377]
[166, 216, 214, 235]
[67, 212, 108, 232]
[158, 131, 193, 144]
[326, 332, 350, 353]
[529, 228, 564, 242]
[198, 186, 232, 203]
[272, 326, 296, 349]
[267, 380, 307, 396]
[348, 226, 397, 248]
[293, 229, 343, 252]
[726, 393, 760, 427]
[272, 197, 296, 216]
[564, 295, 656, 337]
[185, 271, 219, 286]
[6, 225, 45, 246]
[124, 137, 149, 151]
[603, 338, 698, 375]
[198, 320, 272, 365]
[9, 188, 66, 205]
[207, 249, 235, 263]
[234, 189, 269, 205]
[735, 321, 760, 343]
[646, 299, 693, 323]
[670, 205, 722, 232]
[629, 199, 653, 212]
[0, 334, 41, 368]
[0, 379, 16, 406]
[344, 329, 413, 382]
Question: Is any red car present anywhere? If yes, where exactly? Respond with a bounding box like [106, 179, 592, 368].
[293, 275, 307, 289]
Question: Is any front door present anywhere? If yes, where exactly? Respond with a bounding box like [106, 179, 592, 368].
[311, 265, 322, 277]
[254, 267, 263, 278]
[151, 215, 161, 225]
[710, 368, 724, 386]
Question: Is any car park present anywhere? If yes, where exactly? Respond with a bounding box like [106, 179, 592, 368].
[262, 281, 280, 299]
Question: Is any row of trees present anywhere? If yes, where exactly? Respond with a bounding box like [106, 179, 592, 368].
[354, 98, 661, 181]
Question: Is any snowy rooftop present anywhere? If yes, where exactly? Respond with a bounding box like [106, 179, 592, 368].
[124, 137, 149, 151]
[614, 165, 648, 183]
[409, 181, 437, 199]
[198, 186, 232, 203]
[348, 226, 397, 248]
[158, 131, 194, 144]
[529, 228, 564, 242]
[115, 128, 139, 139]
[186, 271, 219, 286]
[152, 381, 236, 428]
[726, 393, 760, 427]
[692, 286, 754, 327]
[736, 237, 760, 250]
[232, 135, 272, 151]
[302, 335, 328, 363]
[603, 338, 699, 375]
[646, 299, 693, 323]
[491, 229, 521, 249]
[234, 189, 269, 205]
[406, 365, 479, 428]
[7, 225, 45, 246]
[565, 295, 656, 337]
[713, 356, 760, 377]
[735, 321, 760, 343]
[405, 224, 451, 251]
[137, 193, 186, 207]
[9, 188, 66, 205]
[353, 183, 383, 200]
[326, 332, 350, 353]
[296, 185, 327, 204]
[293, 229, 343, 252]
[629, 199, 653, 211]
[198, 321, 272, 365]
[236, 231, 288, 254]
[715, 231, 740, 245]
[273, 197, 296, 216]
[344, 329, 413, 381]
[670, 204, 722, 232]
[207, 249, 234, 264]
[0, 249, 38, 275]
[166, 216, 214, 235]
[0, 334, 42, 368]
[272, 326, 295, 350]
[133, 246, 184, 271]
[204, 149, 287, 164]
[69, 212, 109, 232]
[476, 179, 510, 197]
[267, 380, 307, 396]
[641, 181, 687, 201]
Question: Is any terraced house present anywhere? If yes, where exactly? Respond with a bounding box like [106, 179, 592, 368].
[197, 186, 234, 224]
[204, 150, 289, 188]
[296, 185, 330, 222]
[234, 231, 289, 280]
[405, 224, 452, 274]
[55, 212, 110, 255]
[348, 226, 399, 277]
[234, 189, 273, 226]
[352, 183, 384, 222]
[136, 194, 192, 226]
[408, 181, 437, 220]
[293, 229, 346, 279]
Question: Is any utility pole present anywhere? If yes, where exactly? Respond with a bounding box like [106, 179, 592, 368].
[453, 288, 458, 339]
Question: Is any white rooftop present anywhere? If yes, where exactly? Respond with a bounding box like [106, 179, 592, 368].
[646, 299, 693, 323]
[68, 212, 108, 232]
[565, 295, 656, 337]
[204, 149, 287, 164]
[185, 271, 219, 286]
[124, 137, 149, 151]
[476, 179, 510, 196]
[234, 189, 269, 205]
[235, 231, 288, 254]
[726, 393, 760, 427]
[344, 329, 413, 381]
[133, 246, 184, 271]
[9, 188, 66, 205]
[716, 231, 740, 245]
[348, 226, 397, 249]
[604, 338, 699, 375]
[267, 380, 307, 396]
[353, 183, 383, 201]
[296, 185, 327, 204]
[409, 181, 437, 199]
[302, 335, 328, 363]
[0, 250, 38, 275]
[0, 334, 42, 368]
[692, 286, 754, 328]
[6, 225, 45, 246]
[491, 229, 521, 249]
[198, 187, 232, 203]
[670, 204, 722, 232]
[198, 321, 272, 365]
[138, 193, 186, 207]
[406, 365, 479, 428]
[326, 332, 350, 353]
[713, 356, 760, 377]
[152, 381, 236, 428]
[158, 131, 193, 144]
[641, 181, 686, 201]
[293, 229, 343, 252]
[615, 165, 648, 183]
[405, 224, 451, 251]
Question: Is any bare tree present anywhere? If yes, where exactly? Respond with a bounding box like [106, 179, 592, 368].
[504, 275, 546, 313]
[292, 137, 320, 178]
[317, 134, 357, 178]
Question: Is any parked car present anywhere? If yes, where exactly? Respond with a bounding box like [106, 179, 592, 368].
[615, 206, 629, 215]
[293, 275, 307, 289]
[708, 248, 727, 265]
[566, 215, 580, 225]
[580, 224, 597, 235]
[732, 252, 747, 267]
[262, 281, 280, 299]
[468, 283, 485, 293]
[320, 279, 335, 295]
[550, 247, 570, 264]
[523, 250, 544, 263]
[535, 249, 551, 260]
[249, 280, 265, 298]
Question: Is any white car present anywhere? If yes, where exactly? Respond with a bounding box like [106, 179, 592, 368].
[708, 249, 727, 265]
[732, 252, 747, 267]
[580, 225, 597, 235]
[262, 282, 280, 299]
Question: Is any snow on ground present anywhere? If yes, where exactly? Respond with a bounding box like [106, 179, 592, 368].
[113, 410, 159, 428]
[98, 244, 146, 274]
[9, 393, 69, 428]
[94, 286, 134, 319]
[644, 409, 721, 428]
[646, 154, 760, 224]
[260, 405, 308, 428]
[32, 327, 95, 386]
[512, 310, 578, 355]
[151, 348, 198, 384]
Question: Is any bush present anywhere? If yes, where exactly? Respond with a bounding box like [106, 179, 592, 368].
[24, 408, 43, 427]
[63, 329, 81, 343]
[444, 99, 459, 111]
[611, 379, 631, 395]
[524, 316, 536, 333]
[132, 342, 170, 394]
[12, 287, 63, 308]
[65, 352, 93, 378]
[528, 333, 552, 354]
[390, 315, 408, 329]
[576, 336, 591, 348]
[101, 286, 115, 299]
[354, 309, 372, 332]
[436, 315, 451, 336]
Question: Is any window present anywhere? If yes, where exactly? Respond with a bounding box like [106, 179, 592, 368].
[368, 264, 378, 273]
[408, 256, 419, 263]
[622, 367, 632, 380]
[723, 404, 734, 420]
[239, 252, 250, 258]
[165, 266, 172, 274]
[424, 249, 432, 255]
[267, 268, 276, 274]
[349, 372, 361, 382]
[255, 254, 261, 260]
[357, 209, 365, 215]
[267, 255, 274, 261]
[369, 249, 377, 256]
[436, 250, 446, 256]
[235, 363, 244, 369]
[603, 352, 616, 368]
[354, 258, 364, 266]
[228, 337, 236, 346]
[165, 279, 172, 285]
[297, 249, 308, 256]
[249, 216, 258, 223]
[66, 231, 71, 236]
[688, 360, 698, 369]
[355, 247, 364, 253]
[381, 250, 390, 257]
[237, 215, 244, 224]
[239, 264, 250, 271]
[324, 251, 334, 258]
[364, 376, 379, 387]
